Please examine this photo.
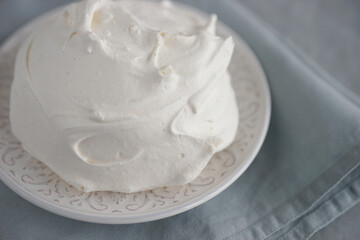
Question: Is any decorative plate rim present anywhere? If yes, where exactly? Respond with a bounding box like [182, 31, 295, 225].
[0, 3, 271, 224]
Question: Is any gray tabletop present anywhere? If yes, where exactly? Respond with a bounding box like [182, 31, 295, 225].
[0, 0, 359, 239]
[237, 1, 360, 239]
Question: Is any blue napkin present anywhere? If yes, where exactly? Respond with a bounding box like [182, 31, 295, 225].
[1, 0, 360, 239]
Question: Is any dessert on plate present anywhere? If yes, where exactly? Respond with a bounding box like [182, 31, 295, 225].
[10, 0, 239, 193]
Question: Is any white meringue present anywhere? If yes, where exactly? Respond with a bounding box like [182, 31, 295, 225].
[10, 0, 239, 193]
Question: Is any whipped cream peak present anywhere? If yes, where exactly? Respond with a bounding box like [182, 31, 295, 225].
[10, 0, 239, 192]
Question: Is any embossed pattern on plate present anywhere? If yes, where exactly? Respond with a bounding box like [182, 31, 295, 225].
[0, 6, 271, 224]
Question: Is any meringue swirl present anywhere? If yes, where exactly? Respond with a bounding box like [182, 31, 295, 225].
[10, 0, 239, 192]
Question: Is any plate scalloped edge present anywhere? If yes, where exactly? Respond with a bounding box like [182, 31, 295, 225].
[0, 3, 271, 224]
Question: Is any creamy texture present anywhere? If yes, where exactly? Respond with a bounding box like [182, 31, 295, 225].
[10, 0, 239, 193]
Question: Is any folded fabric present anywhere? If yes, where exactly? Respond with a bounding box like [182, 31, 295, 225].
[0, 0, 359, 239]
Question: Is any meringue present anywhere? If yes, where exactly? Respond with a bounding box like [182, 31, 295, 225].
[10, 0, 239, 193]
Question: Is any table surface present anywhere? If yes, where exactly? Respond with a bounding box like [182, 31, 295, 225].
[237, 1, 360, 239]
[0, 0, 359, 239]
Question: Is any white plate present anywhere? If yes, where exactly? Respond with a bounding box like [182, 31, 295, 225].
[0, 4, 271, 224]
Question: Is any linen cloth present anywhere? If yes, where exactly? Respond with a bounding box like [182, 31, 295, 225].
[0, 0, 360, 239]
